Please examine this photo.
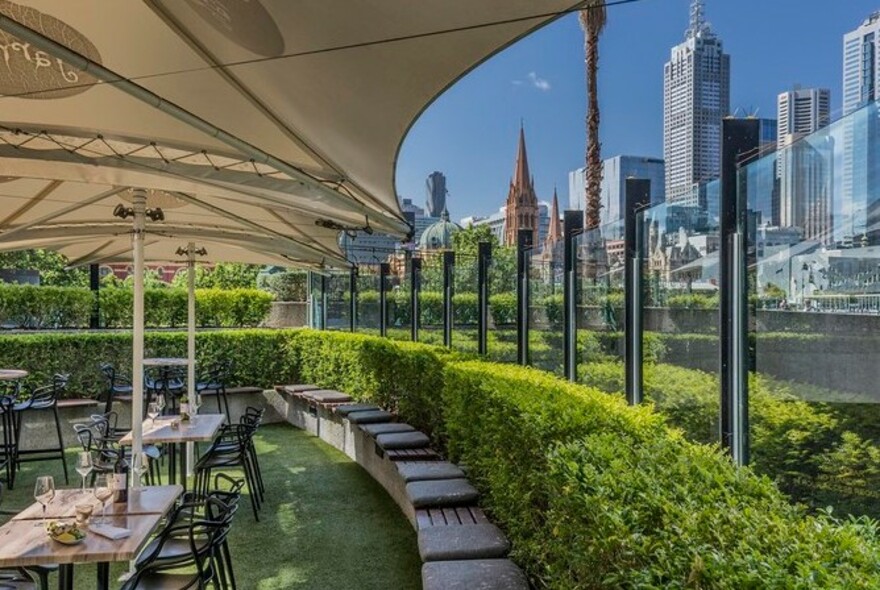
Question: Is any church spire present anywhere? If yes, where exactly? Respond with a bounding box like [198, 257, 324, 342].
[512, 122, 531, 190]
[545, 186, 562, 248]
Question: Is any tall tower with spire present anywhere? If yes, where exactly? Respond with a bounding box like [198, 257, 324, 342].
[663, 0, 730, 207]
[504, 124, 540, 246]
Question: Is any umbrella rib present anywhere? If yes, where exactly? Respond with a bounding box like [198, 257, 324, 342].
[0, 180, 62, 227]
[64, 239, 131, 268]
[0, 187, 126, 242]
[169, 192, 349, 267]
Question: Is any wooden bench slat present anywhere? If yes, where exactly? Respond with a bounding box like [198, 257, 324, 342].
[442, 508, 460, 525]
[428, 508, 446, 526]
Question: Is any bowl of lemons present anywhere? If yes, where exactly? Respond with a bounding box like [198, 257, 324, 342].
[46, 521, 87, 545]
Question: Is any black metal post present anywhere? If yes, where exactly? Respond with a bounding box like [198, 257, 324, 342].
[516, 229, 533, 365]
[411, 256, 421, 342]
[379, 262, 389, 338]
[349, 266, 358, 332]
[443, 251, 455, 348]
[320, 274, 328, 330]
[89, 263, 100, 329]
[720, 117, 759, 466]
[563, 210, 584, 381]
[624, 179, 651, 405]
[477, 242, 491, 355]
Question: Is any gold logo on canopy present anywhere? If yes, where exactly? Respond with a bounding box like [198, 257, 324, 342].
[0, 0, 102, 99]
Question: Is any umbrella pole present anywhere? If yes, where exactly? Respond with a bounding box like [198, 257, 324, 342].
[186, 242, 196, 478]
[131, 190, 146, 479]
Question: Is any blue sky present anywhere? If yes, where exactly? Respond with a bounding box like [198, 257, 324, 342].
[395, 0, 880, 221]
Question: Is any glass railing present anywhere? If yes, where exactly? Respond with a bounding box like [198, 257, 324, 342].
[527, 241, 564, 375]
[487, 245, 518, 363]
[386, 255, 412, 342]
[742, 101, 880, 519]
[453, 253, 479, 354]
[418, 252, 445, 346]
[576, 220, 625, 387]
[325, 271, 351, 331]
[355, 264, 381, 335]
[634, 196, 721, 445]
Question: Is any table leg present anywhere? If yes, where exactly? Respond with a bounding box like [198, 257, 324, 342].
[97, 562, 110, 590]
[58, 563, 74, 590]
[178, 442, 187, 492]
[167, 442, 176, 485]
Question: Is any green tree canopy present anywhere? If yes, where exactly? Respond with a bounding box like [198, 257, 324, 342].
[0, 249, 88, 287]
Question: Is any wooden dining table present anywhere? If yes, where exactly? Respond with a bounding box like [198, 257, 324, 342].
[120, 414, 226, 490]
[0, 484, 183, 590]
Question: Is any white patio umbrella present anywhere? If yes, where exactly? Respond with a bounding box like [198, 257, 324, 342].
[0, 0, 583, 472]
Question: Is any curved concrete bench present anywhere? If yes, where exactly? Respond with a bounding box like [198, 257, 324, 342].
[267, 383, 529, 590]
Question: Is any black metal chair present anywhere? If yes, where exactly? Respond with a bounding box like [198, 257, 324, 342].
[121, 509, 224, 590]
[13, 374, 69, 485]
[0, 395, 15, 489]
[99, 363, 133, 416]
[146, 366, 186, 415]
[137, 476, 243, 590]
[196, 361, 231, 418]
[194, 419, 262, 520]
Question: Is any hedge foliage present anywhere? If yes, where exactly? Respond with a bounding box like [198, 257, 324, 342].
[0, 330, 293, 395]
[0, 283, 273, 329]
[3, 327, 879, 587]
[279, 331, 880, 588]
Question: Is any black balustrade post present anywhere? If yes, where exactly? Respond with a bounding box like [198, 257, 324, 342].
[443, 251, 455, 348]
[720, 117, 759, 466]
[563, 210, 584, 382]
[477, 241, 491, 355]
[411, 256, 421, 342]
[379, 263, 389, 338]
[349, 266, 358, 332]
[624, 179, 651, 405]
[89, 263, 100, 329]
[516, 229, 533, 365]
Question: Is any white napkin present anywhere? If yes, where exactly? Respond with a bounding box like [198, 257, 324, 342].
[89, 524, 132, 540]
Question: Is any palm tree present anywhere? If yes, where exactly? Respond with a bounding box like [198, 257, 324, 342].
[579, 1, 607, 231]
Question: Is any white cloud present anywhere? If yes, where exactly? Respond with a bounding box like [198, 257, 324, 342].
[527, 71, 551, 91]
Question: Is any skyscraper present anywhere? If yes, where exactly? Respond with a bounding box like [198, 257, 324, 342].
[569, 156, 665, 228]
[504, 125, 539, 246]
[663, 0, 730, 207]
[777, 88, 833, 243]
[843, 13, 880, 244]
[425, 171, 447, 218]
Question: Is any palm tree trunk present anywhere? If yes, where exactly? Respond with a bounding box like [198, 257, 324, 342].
[585, 27, 602, 231]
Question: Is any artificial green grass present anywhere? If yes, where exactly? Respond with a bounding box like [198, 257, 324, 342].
[0, 423, 421, 589]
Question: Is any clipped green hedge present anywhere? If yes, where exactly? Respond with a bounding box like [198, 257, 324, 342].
[0, 330, 293, 395]
[281, 331, 880, 588]
[0, 283, 273, 329]
[0, 284, 94, 328]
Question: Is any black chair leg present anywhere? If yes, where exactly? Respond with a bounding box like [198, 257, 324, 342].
[52, 407, 69, 485]
[222, 540, 238, 590]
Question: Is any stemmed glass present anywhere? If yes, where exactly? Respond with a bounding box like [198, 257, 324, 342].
[155, 393, 166, 416]
[33, 476, 55, 526]
[92, 475, 113, 524]
[75, 452, 94, 492]
[130, 452, 149, 490]
[147, 402, 160, 425]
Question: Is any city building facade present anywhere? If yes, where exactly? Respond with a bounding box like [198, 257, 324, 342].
[777, 88, 833, 243]
[663, 0, 730, 207]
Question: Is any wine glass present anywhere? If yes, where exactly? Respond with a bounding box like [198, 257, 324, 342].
[147, 402, 160, 425]
[155, 393, 166, 416]
[130, 452, 149, 490]
[33, 476, 55, 526]
[92, 474, 113, 524]
[75, 451, 94, 492]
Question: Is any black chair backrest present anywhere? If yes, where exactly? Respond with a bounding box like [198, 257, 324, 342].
[28, 373, 69, 407]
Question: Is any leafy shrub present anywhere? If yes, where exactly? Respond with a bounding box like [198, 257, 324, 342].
[489, 292, 516, 325]
[542, 294, 563, 329]
[667, 293, 719, 309]
[99, 287, 272, 328]
[453, 292, 478, 325]
[256, 270, 307, 301]
[0, 284, 93, 328]
[419, 291, 443, 325]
